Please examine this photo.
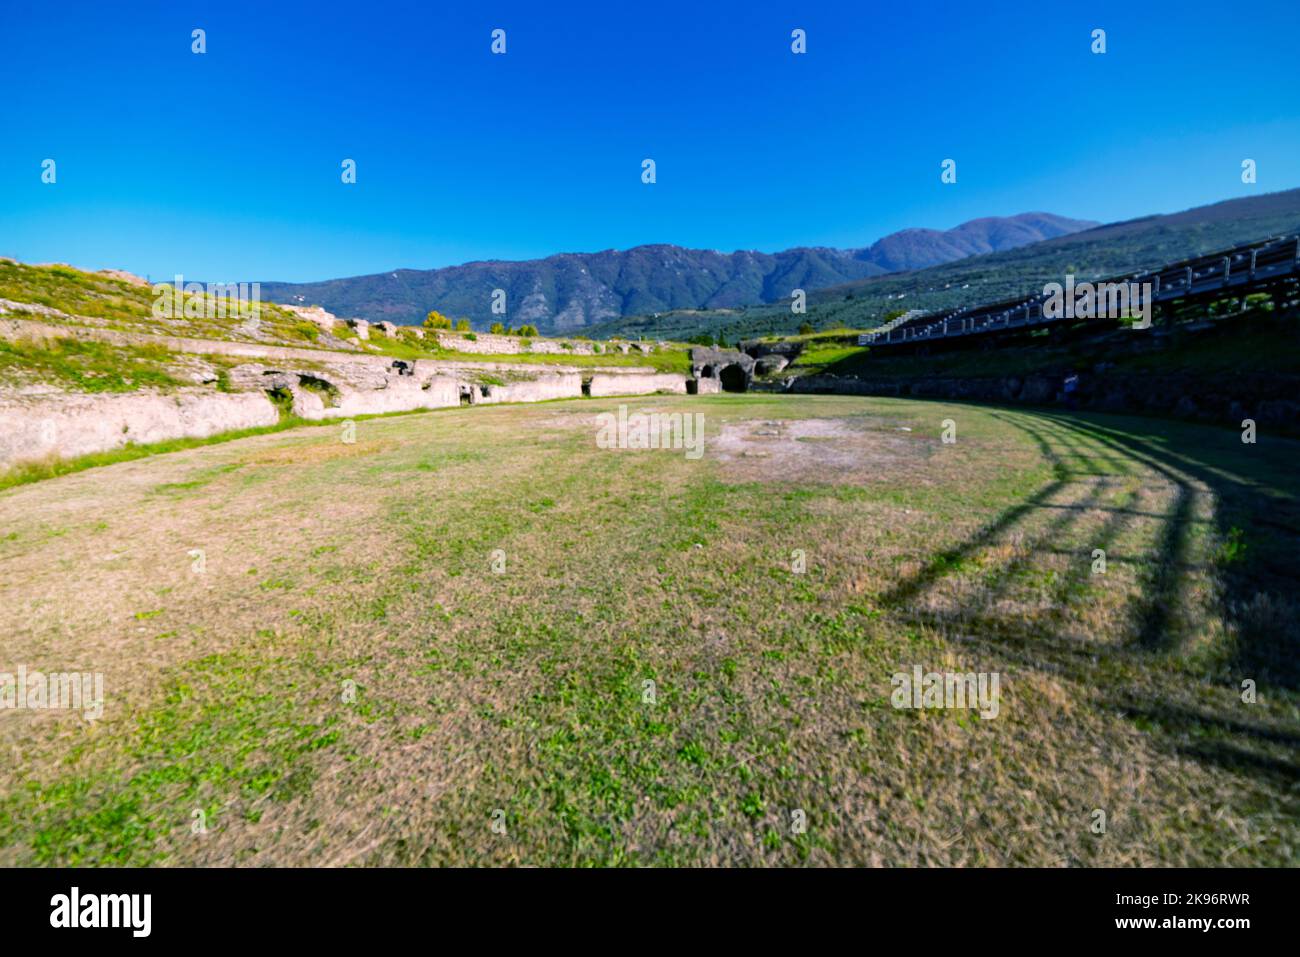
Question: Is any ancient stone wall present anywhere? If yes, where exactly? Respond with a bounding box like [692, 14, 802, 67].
[0, 317, 706, 470]
[435, 332, 598, 356]
[788, 372, 1300, 431]
[472, 373, 583, 404]
[588, 373, 688, 397]
[0, 390, 280, 464]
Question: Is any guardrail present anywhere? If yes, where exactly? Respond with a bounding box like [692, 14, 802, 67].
[870, 234, 1300, 348]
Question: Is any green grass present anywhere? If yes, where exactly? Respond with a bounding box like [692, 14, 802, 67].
[10, 652, 343, 865]
[0, 337, 182, 392]
[0, 261, 158, 325]
[0, 259, 319, 346]
[782, 343, 867, 375]
[1, 395, 1295, 866]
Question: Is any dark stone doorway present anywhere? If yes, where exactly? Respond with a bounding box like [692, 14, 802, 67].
[719, 364, 748, 392]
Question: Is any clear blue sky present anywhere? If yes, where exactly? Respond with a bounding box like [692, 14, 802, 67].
[3, 0, 1298, 282]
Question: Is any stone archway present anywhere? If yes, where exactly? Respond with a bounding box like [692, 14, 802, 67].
[719, 363, 748, 393]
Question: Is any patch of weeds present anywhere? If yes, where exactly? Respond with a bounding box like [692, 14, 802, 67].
[677, 740, 708, 766]
[740, 792, 766, 818]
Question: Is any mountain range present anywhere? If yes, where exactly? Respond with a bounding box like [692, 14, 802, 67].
[257, 213, 1096, 334]
[582, 187, 1300, 343]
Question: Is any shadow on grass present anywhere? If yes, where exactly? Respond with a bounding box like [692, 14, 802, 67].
[1032, 409, 1300, 687]
[880, 404, 1300, 786]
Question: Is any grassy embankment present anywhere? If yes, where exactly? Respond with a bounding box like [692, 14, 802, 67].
[0, 259, 693, 373]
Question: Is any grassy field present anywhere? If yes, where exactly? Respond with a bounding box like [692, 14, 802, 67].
[0, 394, 1296, 866]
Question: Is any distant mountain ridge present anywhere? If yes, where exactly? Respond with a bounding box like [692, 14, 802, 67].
[581, 187, 1300, 343]
[855, 213, 1099, 272]
[257, 213, 1096, 334]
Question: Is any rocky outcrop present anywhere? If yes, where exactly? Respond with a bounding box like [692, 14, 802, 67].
[282, 304, 339, 334]
[0, 390, 279, 464]
[588, 373, 688, 397]
[96, 268, 151, 288]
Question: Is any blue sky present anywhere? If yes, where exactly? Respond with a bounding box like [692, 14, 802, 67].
[2, 0, 1298, 282]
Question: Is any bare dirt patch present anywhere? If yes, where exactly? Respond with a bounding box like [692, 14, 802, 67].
[711, 416, 926, 483]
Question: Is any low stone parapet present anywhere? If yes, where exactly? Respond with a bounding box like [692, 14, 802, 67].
[588, 373, 688, 397]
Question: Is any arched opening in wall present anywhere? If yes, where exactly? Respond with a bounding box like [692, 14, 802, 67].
[297, 374, 341, 408]
[581, 377, 592, 397]
[719, 364, 748, 393]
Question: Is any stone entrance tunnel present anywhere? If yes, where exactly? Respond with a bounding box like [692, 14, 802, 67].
[718, 363, 748, 392]
[692, 347, 755, 393]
